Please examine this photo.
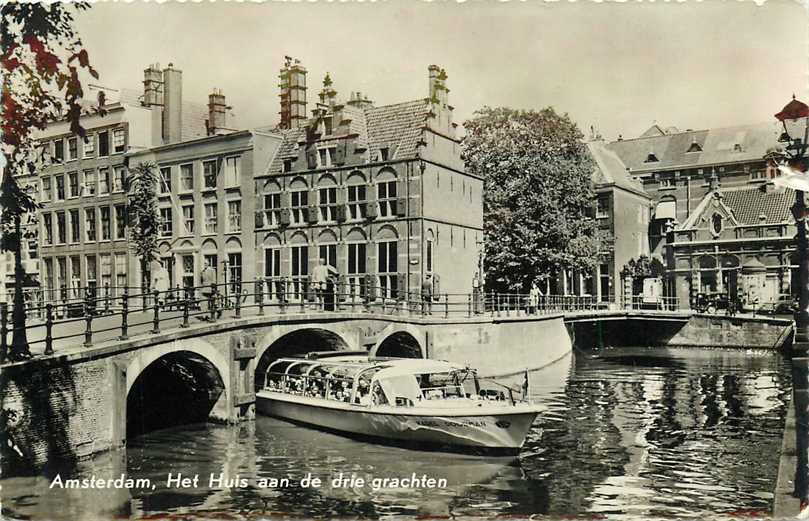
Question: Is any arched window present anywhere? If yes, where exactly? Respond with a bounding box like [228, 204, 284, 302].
[346, 227, 367, 298]
[346, 171, 368, 220]
[377, 226, 398, 299]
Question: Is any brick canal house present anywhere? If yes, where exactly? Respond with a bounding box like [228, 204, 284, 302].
[598, 122, 792, 309]
[252, 61, 483, 303]
[30, 63, 239, 306]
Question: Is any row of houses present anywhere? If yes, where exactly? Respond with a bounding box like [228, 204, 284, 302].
[0, 57, 792, 311]
[5, 59, 483, 306]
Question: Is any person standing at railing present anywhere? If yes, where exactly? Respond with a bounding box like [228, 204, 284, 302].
[311, 258, 338, 311]
[153, 263, 170, 306]
[200, 264, 217, 316]
[421, 274, 433, 315]
[528, 281, 542, 315]
[472, 272, 482, 315]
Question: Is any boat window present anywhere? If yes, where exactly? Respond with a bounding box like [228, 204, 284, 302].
[371, 382, 389, 405]
[418, 372, 464, 400]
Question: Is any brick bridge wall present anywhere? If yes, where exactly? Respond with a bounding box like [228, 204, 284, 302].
[0, 312, 571, 469]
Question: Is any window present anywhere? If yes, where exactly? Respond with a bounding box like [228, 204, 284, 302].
[203, 160, 217, 189]
[224, 156, 240, 187]
[55, 174, 65, 200]
[69, 209, 80, 243]
[291, 190, 308, 224]
[644, 152, 659, 163]
[99, 254, 112, 289]
[67, 137, 78, 161]
[43, 213, 53, 245]
[204, 203, 217, 233]
[159, 167, 171, 193]
[113, 129, 126, 153]
[68, 171, 79, 198]
[228, 253, 242, 289]
[83, 169, 96, 196]
[181, 255, 195, 289]
[86, 256, 97, 292]
[596, 198, 609, 219]
[319, 187, 337, 222]
[98, 131, 109, 157]
[180, 163, 194, 191]
[263, 192, 281, 226]
[659, 178, 674, 188]
[57, 257, 67, 294]
[227, 200, 241, 232]
[54, 139, 64, 162]
[347, 185, 367, 220]
[377, 180, 397, 217]
[318, 243, 337, 269]
[70, 256, 80, 296]
[426, 239, 433, 272]
[379, 147, 389, 161]
[182, 205, 195, 234]
[43, 258, 54, 296]
[377, 240, 398, 299]
[41, 177, 52, 202]
[264, 248, 281, 298]
[317, 148, 335, 168]
[115, 205, 126, 239]
[347, 242, 366, 297]
[113, 166, 125, 192]
[160, 207, 173, 237]
[114, 254, 126, 288]
[291, 245, 309, 279]
[100, 207, 111, 241]
[98, 168, 110, 195]
[85, 208, 96, 242]
[56, 211, 66, 244]
[283, 159, 293, 173]
[686, 141, 702, 153]
[83, 134, 95, 158]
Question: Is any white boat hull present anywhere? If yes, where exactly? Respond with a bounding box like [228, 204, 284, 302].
[256, 391, 540, 453]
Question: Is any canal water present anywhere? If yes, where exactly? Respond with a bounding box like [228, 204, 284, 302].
[0, 347, 792, 520]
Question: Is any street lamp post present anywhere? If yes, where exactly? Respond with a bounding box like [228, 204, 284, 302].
[772, 95, 809, 515]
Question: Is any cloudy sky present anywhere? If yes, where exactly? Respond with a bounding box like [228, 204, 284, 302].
[75, 1, 807, 141]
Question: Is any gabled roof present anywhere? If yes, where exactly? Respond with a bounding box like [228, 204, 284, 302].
[680, 184, 794, 229]
[606, 122, 781, 172]
[587, 141, 649, 198]
[265, 98, 430, 174]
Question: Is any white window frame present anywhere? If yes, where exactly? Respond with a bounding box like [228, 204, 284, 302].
[227, 200, 241, 233]
[224, 156, 241, 188]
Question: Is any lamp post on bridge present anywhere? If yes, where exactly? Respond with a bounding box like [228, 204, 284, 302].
[771, 94, 809, 515]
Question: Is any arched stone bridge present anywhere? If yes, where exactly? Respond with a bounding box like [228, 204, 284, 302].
[0, 310, 575, 467]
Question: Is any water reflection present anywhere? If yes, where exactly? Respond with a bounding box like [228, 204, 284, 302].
[0, 347, 793, 520]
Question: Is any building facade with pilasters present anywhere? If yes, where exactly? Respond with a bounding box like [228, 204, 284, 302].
[254, 63, 483, 303]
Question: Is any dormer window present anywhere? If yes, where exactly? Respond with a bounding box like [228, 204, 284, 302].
[733, 143, 743, 152]
[324, 117, 333, 136]
[711, 213, 723, 236]
[644, 152, 659, 163]
[379, 147, 390, 162]
[283, 159, 293, 173]
[686, 141, 702, 153]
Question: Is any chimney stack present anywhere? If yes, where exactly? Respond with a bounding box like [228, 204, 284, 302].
[279, 57, 307, 130]
[207, 88, 228, 136]
[143, 63, 164, 107]
[162, 63, 183, 144]
[428, 65, 449, 106]
[347, 91, 374, 110]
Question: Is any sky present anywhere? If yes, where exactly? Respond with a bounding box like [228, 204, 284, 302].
[74, 0, 808, 141]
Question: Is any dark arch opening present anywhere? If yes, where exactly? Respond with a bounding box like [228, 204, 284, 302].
[127, 351, 225, 439]
[376, 332, 422, 359]
[254, 328, 350, 391]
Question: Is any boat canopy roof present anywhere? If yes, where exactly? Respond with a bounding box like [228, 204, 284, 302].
[266, 357, 467, 381]
[372, 359, 467, 381]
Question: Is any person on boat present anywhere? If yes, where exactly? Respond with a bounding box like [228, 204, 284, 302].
[311, 258, 339, 311]
[421, 274, 433, 315]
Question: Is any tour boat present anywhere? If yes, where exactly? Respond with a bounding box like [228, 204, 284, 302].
[255, 354, 543, 453]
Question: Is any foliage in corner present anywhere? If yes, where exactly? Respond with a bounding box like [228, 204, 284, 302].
[1, 2, 99, 359]
[462, 106, 598, 292]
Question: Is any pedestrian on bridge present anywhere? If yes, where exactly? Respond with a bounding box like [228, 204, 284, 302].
[529, 281, 542, 315]
[422, 274, 433, 315]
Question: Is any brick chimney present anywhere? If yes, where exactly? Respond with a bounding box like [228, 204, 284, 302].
[162, 63, 183, 143]
[279, 57, 307, 130]
[207, 88, 227, 136]
[143, 63, 164, 107]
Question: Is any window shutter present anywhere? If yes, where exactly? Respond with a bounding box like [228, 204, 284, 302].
[281, 191, 291, 208]
[364, 274, 377, 300]
[306, 148, 317, 169]
[396, 179, 407, 216]
[365, 200, 378, 220]
[333, 143, 345, 166]
[335, 205, 347, 222]
[396, 273, 407, 301]
[255, 210, 265, 229]
[307, 206, 319, 224]
[279, 208, 291, 226]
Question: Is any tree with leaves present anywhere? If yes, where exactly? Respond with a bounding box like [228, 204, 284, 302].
[462, 106, 597, 292]
[125, 162, 161, 291]
[1, 2, 99, 361]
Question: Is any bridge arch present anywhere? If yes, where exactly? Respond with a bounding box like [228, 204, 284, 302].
[125, 338, 230, 439]
[254, 325, 356, 390]
[371, 324, 425, 359]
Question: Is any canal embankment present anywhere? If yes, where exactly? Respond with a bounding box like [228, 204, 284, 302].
[774, 393, 800, 518]
[567, 313, 793, 350]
